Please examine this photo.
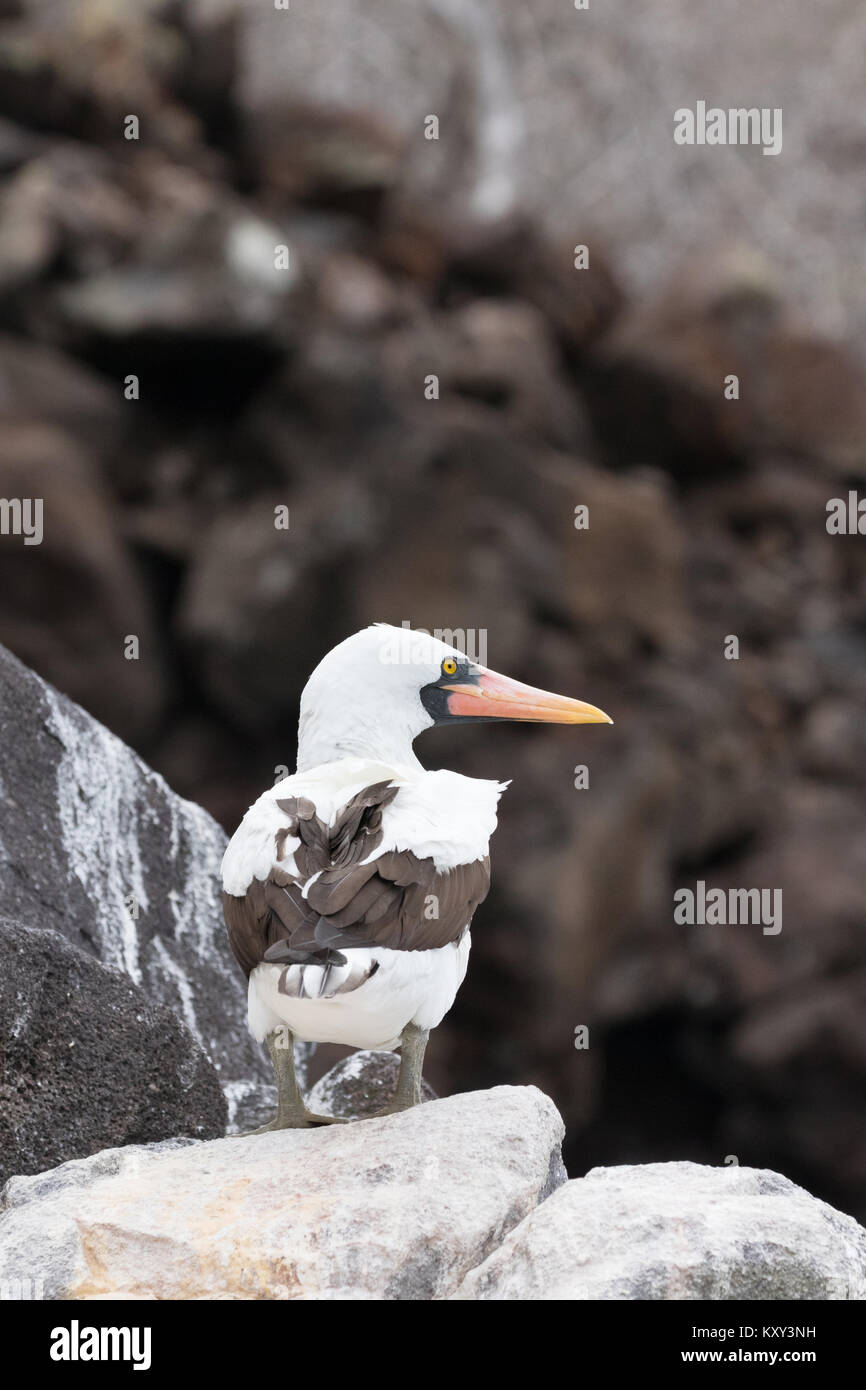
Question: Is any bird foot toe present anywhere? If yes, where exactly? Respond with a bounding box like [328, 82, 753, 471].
[239, 1109, 347, 1134]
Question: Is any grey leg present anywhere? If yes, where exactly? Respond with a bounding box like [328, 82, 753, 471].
[247, 1030, 347, 1132]
[372, 1022, 430, 1117]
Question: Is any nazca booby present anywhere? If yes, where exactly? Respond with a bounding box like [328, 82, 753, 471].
[222, 624, 611, 1128]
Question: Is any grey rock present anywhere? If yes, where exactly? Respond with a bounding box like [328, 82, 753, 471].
[0, 643, 289, 1132]
[453, 1161, 866, 1300]
[238, 0, 866, 340]
[307, 1050, 438, 1119]
[0, 1085, 565, 1300]
[0, 919, 226, 1185]
[51, 157, 299, 346]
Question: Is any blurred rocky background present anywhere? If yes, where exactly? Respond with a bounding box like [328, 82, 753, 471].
[0, 0, 864, 1217]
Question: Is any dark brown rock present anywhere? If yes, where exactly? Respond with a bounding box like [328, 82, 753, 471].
[176, 480, 376, 731]
[0, 420, 166, 742]
[585, 252, 866, 480]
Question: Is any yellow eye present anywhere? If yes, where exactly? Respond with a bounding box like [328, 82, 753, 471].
[441, 657, 458, 677]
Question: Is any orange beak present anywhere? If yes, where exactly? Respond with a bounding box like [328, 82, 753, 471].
[442, 667, 612, 725]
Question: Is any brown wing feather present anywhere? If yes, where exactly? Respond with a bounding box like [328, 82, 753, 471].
[223, 780, 491, 976]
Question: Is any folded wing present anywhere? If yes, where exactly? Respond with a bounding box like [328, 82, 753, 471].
[223, 780, 491, 979]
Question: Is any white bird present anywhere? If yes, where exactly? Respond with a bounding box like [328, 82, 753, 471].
[221, 624, 611, 1128]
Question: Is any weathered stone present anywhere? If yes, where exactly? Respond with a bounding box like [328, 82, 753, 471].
[307, 1050, 438, 1120]
[0, 919, 226, 1186]
[55, 178, 297, 346]
[0, 1086, 565, 1300]
[0, 643, 280, 1132]
[238, 0, 866, 340]
[454, 1162, 866, 1300]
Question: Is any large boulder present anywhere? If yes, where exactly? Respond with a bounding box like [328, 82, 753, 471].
[453, 1161, 866, 1300]
[0, 1086, 566, 1300]
[0, 643, 279, 1133]
[0, 918, 226, 1185]
[586, 252, 866, 480]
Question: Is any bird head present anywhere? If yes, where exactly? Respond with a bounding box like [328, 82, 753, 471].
[296, 624, 611, 771]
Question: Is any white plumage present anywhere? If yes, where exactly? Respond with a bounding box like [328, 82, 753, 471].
[248, 938, 472, 1051]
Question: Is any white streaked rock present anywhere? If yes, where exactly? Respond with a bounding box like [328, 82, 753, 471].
[0, 642, 291, 1132]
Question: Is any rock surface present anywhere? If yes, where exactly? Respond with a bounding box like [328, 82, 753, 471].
[0, 643, 281, 1132]
[0, 1086, 565, 1300]
[0, 919, 226, 1186]
[454, 1161, 866, 1300]
[237, 0, 866, 339]
[0, 415, 166, 743]
[307, 1050, 438, 1119]
[3, 1088, 859, 1302]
